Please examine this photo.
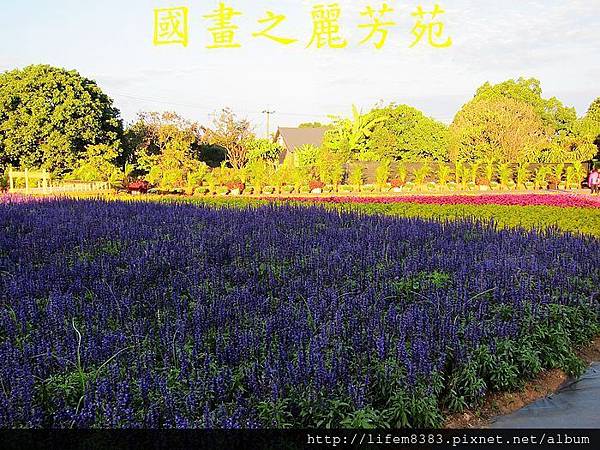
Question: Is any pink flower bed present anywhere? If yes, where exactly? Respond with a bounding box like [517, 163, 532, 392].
[269, 193, 600, 208]
[0, 194, 56, 205]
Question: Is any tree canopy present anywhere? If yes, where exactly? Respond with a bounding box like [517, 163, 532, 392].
[0, 64, 122, 174]
[451, 78, 597, 163]
[473, 77, 577, 135]
[202, 108, 253, 170]
[369, 104, 449, 161]
[450, 97, 549, 163]
[581, 97, 600, 159]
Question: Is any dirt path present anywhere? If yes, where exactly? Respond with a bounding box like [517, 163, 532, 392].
[444, 336, 600, 428]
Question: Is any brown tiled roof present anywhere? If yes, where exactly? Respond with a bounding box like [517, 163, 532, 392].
[276, 127, 328, 152]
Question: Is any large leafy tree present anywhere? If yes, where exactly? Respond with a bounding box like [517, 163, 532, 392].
[202, 108, 253, 170]
[245, 137, 283, 163]
[580, 97, 600, 159]
[474, 78, 577, 135]
[369, 104, 449, 161]
[323, 105, 387, 161]
[449, 97, 550, 163]
[123, 111, 203, 171]
[0, 65, 122, 174]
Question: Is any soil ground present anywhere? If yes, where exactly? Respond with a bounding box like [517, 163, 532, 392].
[444, 336, 600, 428]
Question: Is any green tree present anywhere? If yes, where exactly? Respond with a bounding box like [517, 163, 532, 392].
[369, 104, 449, 161]
[245, 137, 282, 163]
[450, 97, 549, 163]
[124, 111, 203, 173]
[66, 144, 124, 185]
[0, 65, 122, 175]
[316, 149, 345, 186]
[580, 97, 600, 159]
[474, 78, 577, 134]
[375, 159, 392, 186]
[202, 108, 253, 170]
[293, 144, 320, 169]
[469, 78, 599, 162]
[323, 105, 387, 161]
[144, 131, 202, 191]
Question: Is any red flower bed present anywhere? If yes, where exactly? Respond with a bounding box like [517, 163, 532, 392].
[268, 193, 600, 208]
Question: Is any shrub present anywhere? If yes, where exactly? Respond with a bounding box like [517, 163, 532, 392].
[348, 167, 364, 189]
[215, 186, 229, 195]
[391, 179, 405, 188]
[498, 163, 513, 188]
[468, 162, 480, 184]
[281, 185, 294, 194]
[194, 187, 210, 196]
[516, 164, 530, 189]
[375, 159, 392, 187]
[263, 185, 276, 194]
[186, 162, 211, 195]
[437, 164, 451, 186]
[396, 163, 408, 184]
[361, 184, 376, 192]
[534, 165, 551, 190]
[412, 164, 430, 186]
[484, 162, 495, 185]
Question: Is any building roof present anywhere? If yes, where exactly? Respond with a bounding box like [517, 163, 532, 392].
[275, 127, 328, 152]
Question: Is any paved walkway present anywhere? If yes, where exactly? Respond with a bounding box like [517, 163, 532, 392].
[491, 363, 600, 428]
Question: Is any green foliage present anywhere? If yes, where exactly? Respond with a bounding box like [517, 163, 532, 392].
[468, 162, 480, 184]
[293, 144, 320, 169]
[0, 65, 123, 175]
[396, 163, 408, 183]
[554, 163, 565, 182]
[452, 78, 597, 163]
[450, 97, 549, 163]
[565, 162, 586, 189]
[316, 149, 345, 185]
[298, 122, 326, 128]
[580, 97, 600, 159]
[368, 103, 449, 161]
[534, 165, 551, 189]
[203, 108, 253, 170]
[65, 144, 124, 185]
[186, 162, 211, 194]
[474, 77, 577, 134]
[437, 164, 451, 186]
[323, 105, 387, 161]
[127, 112, 203, 174]
[484, 162, 495, 184]
[247, 159, 275, 193]
[412, 164, 430, 185]
[515, 164, 530, 188]
[375, 159, 392, 186]
[348, 166, 364, 188]
[0, 170, 7, 191]
[144, 133, 203, 191]
[498, 163, 513, 187]
[245, 137, 282, 163]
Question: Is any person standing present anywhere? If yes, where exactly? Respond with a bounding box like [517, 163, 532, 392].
[588, 167, 600, 194]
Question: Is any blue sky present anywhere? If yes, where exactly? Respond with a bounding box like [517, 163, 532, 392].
[1, 0, 599, 136]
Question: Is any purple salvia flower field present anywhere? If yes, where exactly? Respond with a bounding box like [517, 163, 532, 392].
[0, 199, 598, 428]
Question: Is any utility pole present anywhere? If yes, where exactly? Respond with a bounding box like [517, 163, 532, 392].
[262, 110, 275, 139]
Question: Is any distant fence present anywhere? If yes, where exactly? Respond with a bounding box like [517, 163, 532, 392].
[8, 168, 110, 194]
